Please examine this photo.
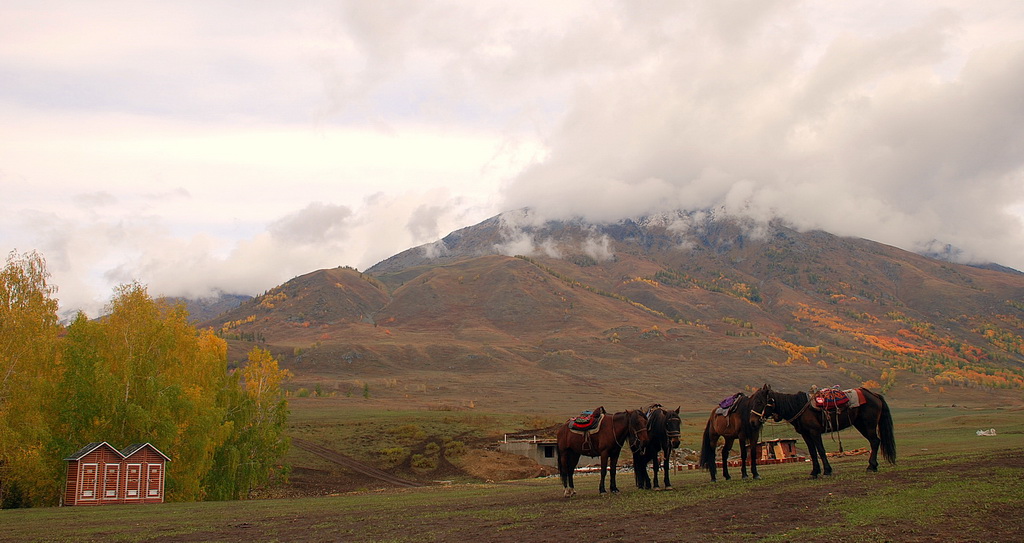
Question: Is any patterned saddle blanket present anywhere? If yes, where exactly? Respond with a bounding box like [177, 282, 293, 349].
[569, 407, 605, 432]
[813, 387, 865, 410]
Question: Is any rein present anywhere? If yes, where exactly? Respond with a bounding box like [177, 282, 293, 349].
[618, 412, 647, 454]
[786, 400, 811, 423]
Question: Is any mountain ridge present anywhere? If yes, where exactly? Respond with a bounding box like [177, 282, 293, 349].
[201, 210, 1024, 412]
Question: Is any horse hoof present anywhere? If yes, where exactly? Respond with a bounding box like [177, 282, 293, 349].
[663, 486, 673, 491]
[753, 475, 761, 480]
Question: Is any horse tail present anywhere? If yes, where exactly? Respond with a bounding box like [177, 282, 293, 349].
[555, 427, 567, 482]
[876, 393, 897, 464]
[698, 418, 716, 470]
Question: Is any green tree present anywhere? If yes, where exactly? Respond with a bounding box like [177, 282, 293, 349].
[203, 347, 290, 500]
[0, 251, 61, 507]
[51, 284, 235, 502]
[2, 262, 291, 506]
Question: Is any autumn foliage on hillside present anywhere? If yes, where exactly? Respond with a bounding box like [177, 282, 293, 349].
[777, 302, 1024, 390]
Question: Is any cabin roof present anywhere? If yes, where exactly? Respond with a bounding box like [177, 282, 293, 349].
[64, 442, 122, 461]
[120, 442, 171, 461]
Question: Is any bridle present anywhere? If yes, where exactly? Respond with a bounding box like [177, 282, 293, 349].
[622, 410, 649, 454]
[665, 412, 682, 442]
[750, 391, 775, 423]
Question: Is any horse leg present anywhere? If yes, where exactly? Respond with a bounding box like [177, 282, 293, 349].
[609, 448, 622, 493]
[651, 451, 661, 490]
[739, 438, 749, 479]
[801, 434, 822, 478]
[854, 417, 881, 472]
[662, 449, 673, 490]
[569, 451, 580, 497]
[749, 437, 761, 480]
[634, 456, 647, 489]
[701, 424, 718, 482]
[721, 437, 733, 481]
[562, 449, 579, 498]
[815, 434, 833, 476]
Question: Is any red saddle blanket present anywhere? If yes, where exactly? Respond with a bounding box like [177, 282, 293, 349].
[569, 409, 604, 432]
[814, 387, 865, 409]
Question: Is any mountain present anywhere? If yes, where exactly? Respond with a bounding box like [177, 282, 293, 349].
[201, 210, 1024, 412]
[163, 292, 252, 323]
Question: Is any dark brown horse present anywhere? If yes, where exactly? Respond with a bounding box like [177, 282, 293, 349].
[556, 409, 649, 497]
[634, 405, 682, 490]
[698, 385, 773, 482]
[768, 386, 896, 478]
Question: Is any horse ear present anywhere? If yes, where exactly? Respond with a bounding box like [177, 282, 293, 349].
[675, 406, 681, 413]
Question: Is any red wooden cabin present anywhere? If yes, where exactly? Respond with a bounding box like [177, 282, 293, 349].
[120, 443, 170, 503]
[63, 442, 169, 506]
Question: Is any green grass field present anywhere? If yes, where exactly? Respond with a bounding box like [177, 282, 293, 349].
[3, 405, 1022, 542]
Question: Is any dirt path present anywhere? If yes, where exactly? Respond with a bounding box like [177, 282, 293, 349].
[291, 438, 423, 488]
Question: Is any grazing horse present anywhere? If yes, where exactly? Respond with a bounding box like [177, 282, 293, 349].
[556, 409, 649, 497]
[634, 405, 682, 490]
[698, 385, 773, 482]
[768, 387, 896, 478]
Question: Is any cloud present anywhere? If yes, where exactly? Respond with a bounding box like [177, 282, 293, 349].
[4, 0, 1024, 318]
[269, 203, 353, 245]
[498, 2, 1024, 268]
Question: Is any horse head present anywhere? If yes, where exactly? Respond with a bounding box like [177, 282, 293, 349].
[665, 406, 682, 449]
[629, 409, 650, 448]
[748, 384, 774, 426]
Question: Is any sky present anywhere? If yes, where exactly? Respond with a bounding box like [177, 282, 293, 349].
[3, 1, 1024, 317]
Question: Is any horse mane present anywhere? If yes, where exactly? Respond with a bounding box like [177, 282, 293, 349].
[772, 390, 809, 419]
[730, 395, 761, 433]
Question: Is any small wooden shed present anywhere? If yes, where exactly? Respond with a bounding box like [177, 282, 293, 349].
[63, 442, 169, 506]
[120, 443, 170, 503]
[497, 437, 559, 468]
[758, 438, 803, 463]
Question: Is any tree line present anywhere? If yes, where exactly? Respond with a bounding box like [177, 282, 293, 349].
[0, 251, 290, 507]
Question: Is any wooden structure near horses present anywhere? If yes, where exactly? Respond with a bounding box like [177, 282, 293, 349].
[498, 436, 559, 468]
[63, 442, 170, 506]
[757, 438, 803, 464]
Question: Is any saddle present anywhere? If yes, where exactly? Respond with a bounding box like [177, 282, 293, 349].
[813, 386, 851, 411]
[569, 406, 606, 433]
[714, 393, 745, 417]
